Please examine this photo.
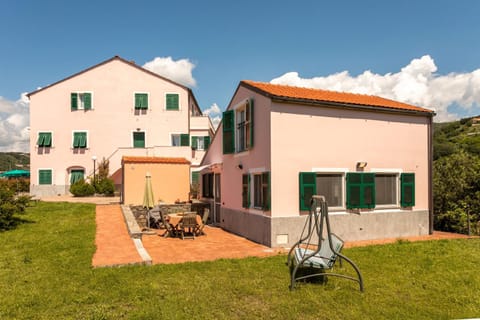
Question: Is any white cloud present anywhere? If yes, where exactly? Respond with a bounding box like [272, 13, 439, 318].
[0, 93, 30, 152]
[143, 56, 197, 87]
[202, 103, 222, 129]
[271, 55, 480, 122]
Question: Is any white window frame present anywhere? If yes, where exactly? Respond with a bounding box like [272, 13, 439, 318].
[171, 133, 181, 146]
[72, 91, 94, 110]
[311, 168, 348, 211]
[371, 169, 402, 208]
[133, 92, 149, 110]
[72, 130, 89, 149]
[165, 92, 180, 111]
[232, 99, 251, 154]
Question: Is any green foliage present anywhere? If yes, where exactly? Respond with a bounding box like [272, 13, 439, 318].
[95, 178, 115, 196]
[0, 152, 29, 172]
[69, 179, 95, 197]
[0, 182, 31, 231]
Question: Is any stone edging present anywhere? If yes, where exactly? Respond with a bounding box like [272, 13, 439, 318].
[120, 205, 152, 265]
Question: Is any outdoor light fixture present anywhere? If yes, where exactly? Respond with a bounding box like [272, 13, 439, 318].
[356, 161, 368, 169]
[237, 164, 243, 170]
[92, 155, 97, 185]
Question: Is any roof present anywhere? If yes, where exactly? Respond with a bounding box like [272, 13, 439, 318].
[122, 156, 190, 165]
[241, 80, 434, 115]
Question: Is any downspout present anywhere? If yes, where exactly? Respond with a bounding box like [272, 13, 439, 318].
[428, 114, 434, 234]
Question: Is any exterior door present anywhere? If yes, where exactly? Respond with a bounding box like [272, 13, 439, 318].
[214, 173, 221, 224]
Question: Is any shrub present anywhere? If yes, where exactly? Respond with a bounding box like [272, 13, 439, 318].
[95, 178, 115, 196]
[0, 182, 31, 231]
[69, 179, 95, 197]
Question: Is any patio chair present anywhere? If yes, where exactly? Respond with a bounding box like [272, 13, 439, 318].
[178, 212, 197, 240]
[149, 206, 163, 229]
[159, 209, 176, 238]
[195, 208, 210, 236]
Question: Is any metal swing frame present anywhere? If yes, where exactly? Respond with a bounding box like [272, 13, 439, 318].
[287, 195, 364, 291]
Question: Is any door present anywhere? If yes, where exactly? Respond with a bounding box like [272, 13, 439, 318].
[214, 173, 221, 224]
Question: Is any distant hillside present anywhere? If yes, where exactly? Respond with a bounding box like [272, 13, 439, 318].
[0, 152, 30, 171]
[433, 116, 480, 160]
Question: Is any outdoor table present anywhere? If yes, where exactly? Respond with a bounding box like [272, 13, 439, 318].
[167, 213, 202, 232]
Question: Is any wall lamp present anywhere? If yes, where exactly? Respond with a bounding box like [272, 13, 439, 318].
[236, 164, 243, 170]
[356, 161, 368, 169]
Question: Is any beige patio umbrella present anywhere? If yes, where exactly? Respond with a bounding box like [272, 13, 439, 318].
[143, 172, 155, 228]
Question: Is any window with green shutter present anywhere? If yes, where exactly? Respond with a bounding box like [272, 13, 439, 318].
[400, 173, 415, 207]
[70, 169, 84, 184]
[166, 93, 179, 110]
[71, 92, 92, 110]
[191, 172, 199, 184]
[191, 136, 198, 150]
[242, 174, 250, 208]
[39, 169, 52, 185]
[134, 93, 148, 110]
[180, 134, 190, 146]
[133, 132, 145, 148]
[299, 172, 316, 211]
[346, 172, 376, 209]
[223, 110, 235, 154]
[262, 172, 270, 210]
[37, 132, 52, 147]
[204, 136, 211, 149]
[73, 132, 87, 148]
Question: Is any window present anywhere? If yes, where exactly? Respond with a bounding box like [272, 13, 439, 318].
[400, 173, 415, 207]
[316, 174, 343, 207]
[191, 136, 211, 150]
[375, 173, 397, 206]
[346, 172, 375, 209]
[133, 131, 145, 148]
[72, 132, 87, 149]
[171, 134, 189, 146]
[70, 169, 84, 184]
[71, 92, 92, 110]
[37, 132, 52, 147]
[222, 99, 254, 154]
[39, 169, 52, 185]
[253, 172, 270, 210]
[202, 173, 214, 198]
[134, 93, 148, 110]
[166, 93, 179, 110]
[242, 174, 250, 208]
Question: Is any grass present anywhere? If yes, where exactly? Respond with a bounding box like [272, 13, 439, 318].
[1, 202, 480, 319]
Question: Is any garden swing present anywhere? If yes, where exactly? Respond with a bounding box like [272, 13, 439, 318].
[287, 195, 364, 291]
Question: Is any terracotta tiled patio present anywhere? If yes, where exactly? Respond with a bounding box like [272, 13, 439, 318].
[91, 204, 476, 267]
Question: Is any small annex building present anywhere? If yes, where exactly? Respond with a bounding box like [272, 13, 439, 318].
[200, 80, 435, 248]
[122, 156, 190, 205]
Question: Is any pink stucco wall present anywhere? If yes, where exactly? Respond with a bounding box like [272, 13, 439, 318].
[29, 58, 207, 196]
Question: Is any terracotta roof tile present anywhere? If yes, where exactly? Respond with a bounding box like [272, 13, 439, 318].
[122, 156, 190, 165]
[242, 80, 434, 114]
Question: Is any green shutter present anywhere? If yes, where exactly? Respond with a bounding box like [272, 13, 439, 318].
[204, 136, 210, 149]
[133, 132, 145, 148]
[71, 93, 78, 110]
[70, 170, 84, 184]
[346, 172, 376, 209]
[84, 93, 92, 110]
[191, 136, 198, 150]
[248, 98, 254, 149]
[180, 134, 190, 146]
[166, 93, 179, 110]
[73, 132, 87, 148]
[242, 174, 250, 208]
[135, 93, 148, 109]
[43, 132, 52, 147]
[191, 172, 199, 184]
[222, 110, 235, 154]
[36, 133, 45, 146]
[299, 172, 316, 211]
[39, 169, 52, 185]
[262, 171, 270, 211]
[401, 173, 415, 207]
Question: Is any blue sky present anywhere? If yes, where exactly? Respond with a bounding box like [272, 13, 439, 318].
[1, 0, 480, 151]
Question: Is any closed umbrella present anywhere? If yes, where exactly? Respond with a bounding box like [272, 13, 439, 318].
[143, 172, 155, 228]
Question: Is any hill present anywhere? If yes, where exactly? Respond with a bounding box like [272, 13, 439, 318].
[433, 116, 480, 160]
[0, 152, 30, 172]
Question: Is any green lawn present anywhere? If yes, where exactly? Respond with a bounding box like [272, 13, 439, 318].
[1, 202, 479, 319]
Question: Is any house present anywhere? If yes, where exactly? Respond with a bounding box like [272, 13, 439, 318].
[27, 56, 214, 202]
[200, 80, 435, 247]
